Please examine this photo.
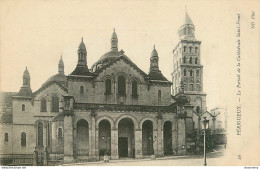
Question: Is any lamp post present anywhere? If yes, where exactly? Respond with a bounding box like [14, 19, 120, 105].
[102, 136, 110, 155]
[149, 135, 157, 158]
[201, 117, 209, 166]
[102, 136, 110, 162]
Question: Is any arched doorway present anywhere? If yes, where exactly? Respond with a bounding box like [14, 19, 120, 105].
[163, 121, 173, 155]
[76, 119, 89, 156]
[142, 120, 153, 156]
[118, 118, 135, 158]
[98, 120, 111, 156]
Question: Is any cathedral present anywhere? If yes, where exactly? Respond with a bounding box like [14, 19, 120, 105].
[0, 11, 207, 162]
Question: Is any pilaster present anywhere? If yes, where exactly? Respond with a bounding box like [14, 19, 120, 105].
[63, 115, 74, 163]
[111, 128, 119, 159]
[134, 130, 142, 158]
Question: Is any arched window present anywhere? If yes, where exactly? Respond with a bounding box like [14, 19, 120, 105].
[132, 80, 138, 97]
[58, 128, 63, 139]
[105, 79, 112, 95]
[5, 133, 8, 142]
[195, 58, 198, 64]
[195, 47, 198, 53]
[189, 46, 192, 52]
[22, 104, 25, 111]
[196, 106, 200, 114]
[189, 84, 194, 91]
[158, 90, 161, 102]
[183, 46, 187, 52]
[51, 95, 59, 112]
[38, 122, 43, 146]
[196, 70, 200, 77]
[189, 57, 193, 64]
[183, 56, 186, 63]
[179, 58, 181, 64]
[184, 69, 187, 76]
[41, 97, 47, 112]
[190, 70, 193, 76]
[21, 132, 26, 146]
[118, 75, 126, 96]
[196, 84, 201, 91]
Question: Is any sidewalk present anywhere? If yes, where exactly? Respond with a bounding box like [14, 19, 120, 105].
[61, 153, 223, 166]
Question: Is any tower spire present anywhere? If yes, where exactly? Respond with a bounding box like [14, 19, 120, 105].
[178, 9, 196, 40]
[111, 28, 118, 51]
[16, 66, 32, 97]
[77, 37, 87, 66]
[150, 45, 159, 72]
[59, 55, 64, 75]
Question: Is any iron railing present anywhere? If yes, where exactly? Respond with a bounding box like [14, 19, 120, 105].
[0, 154, 33, 166]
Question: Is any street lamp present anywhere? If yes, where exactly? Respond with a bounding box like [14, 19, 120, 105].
[201, 117, 209, 166]
[149, 135, 157, 156]
[102, 136, 110, 155]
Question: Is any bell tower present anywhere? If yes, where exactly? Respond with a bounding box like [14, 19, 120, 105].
[172, 10, 207, 115]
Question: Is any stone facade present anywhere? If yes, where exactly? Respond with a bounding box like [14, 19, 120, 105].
[0, 11, 208, 163]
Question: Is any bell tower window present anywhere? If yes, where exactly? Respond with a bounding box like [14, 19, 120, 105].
[195, 58, 198, 64]
[105, 79, 112, 95]
[189, 57, 193, 64]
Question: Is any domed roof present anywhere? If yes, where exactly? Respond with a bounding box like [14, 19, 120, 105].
[42, 73, 67, 87]
[151, 45, 158, 57]
[78, 38, 86, 51]
[23, 67, 30, 77]
[91, 50, 120, 72]
[111, 29, 117, 39]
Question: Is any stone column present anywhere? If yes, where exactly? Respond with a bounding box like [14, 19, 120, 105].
[134, 129, 142, 158]
[95, 127, 99, 160]
[153, 130, 158, 157]
[111, 128, 119, 159]
[89, 116, 96, 161]
[172, 118, 178, 155]
[33, 148, 38, 166]
[177, 118, 186, 155]
[156, 119, 163, 157]
[63, 115, 74, 163]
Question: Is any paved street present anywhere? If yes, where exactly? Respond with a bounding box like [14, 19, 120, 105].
[62, 152, 227, 166]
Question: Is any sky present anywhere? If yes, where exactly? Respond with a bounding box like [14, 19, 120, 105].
[0, 0, 259, 164]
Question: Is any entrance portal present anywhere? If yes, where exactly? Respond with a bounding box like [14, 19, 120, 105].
[118, 137, 128, 157]
[142, 120, 153, 156]
[118, 118, 135, 158]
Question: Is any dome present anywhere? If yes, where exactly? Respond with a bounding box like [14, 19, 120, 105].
[42, 73, 67, 87]
[91, 50, 120, 72]
[151, 45, 158, 57]
[78, 38, 86, 51]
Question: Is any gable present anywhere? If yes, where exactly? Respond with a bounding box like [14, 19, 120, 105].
[95, 56, 148, 83]
[33, 81, 68, 100]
